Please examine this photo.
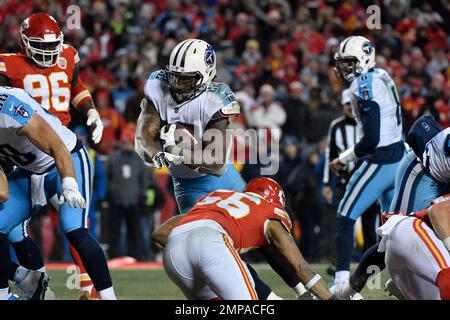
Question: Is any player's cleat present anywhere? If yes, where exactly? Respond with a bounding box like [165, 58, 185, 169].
[15, 270, 49, 300]
[350, 292, 364, 300]
[297, 291, 316, 300]
[266, 291, 283, 300]
[384, 278, 405, 300]
[44, 287, 56, 300]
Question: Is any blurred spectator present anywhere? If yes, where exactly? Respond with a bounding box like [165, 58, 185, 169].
[107, 125, 151, 261]
[305, 86, 340, 143]
[284, 145, 323, 261]
[95, 91, 126, 154]
[111, 75, 135, 114]
[245, 84, 286, 145]
[242, 39, 262, 67]
[281, 81, 309, 140]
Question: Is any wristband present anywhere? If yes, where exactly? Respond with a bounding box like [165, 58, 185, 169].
[338, 147, 357, 165]
[305, 274, 322, 290]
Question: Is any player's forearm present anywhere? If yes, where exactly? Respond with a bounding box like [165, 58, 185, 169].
[152, 215, 186, 248]
[77, 99, 95, 116]
[71, 76, 94, 114]
[429, 202, 450, 249]
[269, 222, 333, 300]
[21, 114, 76, 179]
[49, 144, 76, 180]
[136, 101, 161, 158]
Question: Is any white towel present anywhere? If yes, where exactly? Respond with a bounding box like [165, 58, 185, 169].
[376, 215, 408, 253]
[30, 174, 47, 208]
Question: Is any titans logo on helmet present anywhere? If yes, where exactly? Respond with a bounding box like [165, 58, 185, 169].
[362, 41, 373, 55]
[204, 45, 215, 68]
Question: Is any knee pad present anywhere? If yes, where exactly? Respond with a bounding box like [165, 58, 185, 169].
[436, 268, 450, 300]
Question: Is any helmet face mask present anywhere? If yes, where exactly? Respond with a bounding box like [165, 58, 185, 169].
[166, 68, 204, 103]
[334, 55, 360, 82]
[19, 13, 64, 68]
[23, 36, 63, 67]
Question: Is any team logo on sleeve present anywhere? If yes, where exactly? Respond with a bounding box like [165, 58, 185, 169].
[15, 105, 30, 118]
[204, 45, 215, 68]
[57, 57, 67, 69]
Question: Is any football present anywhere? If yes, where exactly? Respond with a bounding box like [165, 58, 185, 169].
[172, 123, 199, 150]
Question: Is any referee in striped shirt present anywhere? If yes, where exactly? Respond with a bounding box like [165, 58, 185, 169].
[323, 89, 378, 270]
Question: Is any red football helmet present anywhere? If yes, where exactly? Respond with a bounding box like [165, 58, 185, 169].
[244, 177, 286, 208]
[19, 13, 64, 67]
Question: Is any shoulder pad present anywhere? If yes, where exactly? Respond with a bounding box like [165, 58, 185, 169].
[62, 44, 79, 64]
[149, 70, 167, 81]
[207, 82, 238, 106]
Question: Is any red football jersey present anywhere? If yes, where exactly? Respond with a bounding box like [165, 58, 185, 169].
[177, 190, 293, 252]
[0, 44, 80, 126]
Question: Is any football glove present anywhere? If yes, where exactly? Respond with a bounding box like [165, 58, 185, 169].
[160, 124, 177, 150]
[86, 109, 104, 144]
[58, 177, 87, 208]
[152, 151, 184, 168]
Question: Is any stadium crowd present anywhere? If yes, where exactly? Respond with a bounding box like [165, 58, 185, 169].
[0, 0, 449, 264]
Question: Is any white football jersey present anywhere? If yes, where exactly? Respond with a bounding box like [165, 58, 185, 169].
[144, 70, 240, 178]
[423, 128, 450, 184]
[0, 86, 76, 173]
[349, 68, 403, 148]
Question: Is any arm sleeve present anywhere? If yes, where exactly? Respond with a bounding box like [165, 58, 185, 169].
[354, 100, 380, 157]
[71, 78, 94, 110]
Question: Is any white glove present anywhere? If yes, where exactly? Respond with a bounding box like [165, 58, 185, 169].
[86, 109, 104, 144]
[152, 151, 184, 168]
[331, 271, 355, 300]
[58, 177, 87, 208]
[160, 124, 176, 150]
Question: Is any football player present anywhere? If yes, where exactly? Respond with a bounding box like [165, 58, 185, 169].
[376, 195, 450, 300]
[0, 13, 103, 298]
[0, 86, 115, 300]
[152, 177, 334, 300]
[342, 115, 450, 298]
[135, 39, 307, 300]
[330, 36, 405, 298]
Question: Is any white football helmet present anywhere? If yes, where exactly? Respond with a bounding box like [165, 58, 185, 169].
[334, 36, 376, 82]
[166, 39, 217, 103]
